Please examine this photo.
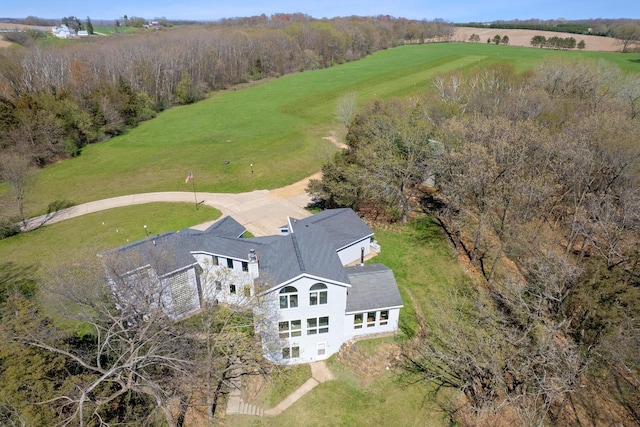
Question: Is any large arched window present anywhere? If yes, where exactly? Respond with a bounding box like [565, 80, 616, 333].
[279, 286, 298, 309]
[309, 283, 328, 306]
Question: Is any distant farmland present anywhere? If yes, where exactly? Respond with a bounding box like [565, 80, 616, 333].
[453, 26, 621, 51]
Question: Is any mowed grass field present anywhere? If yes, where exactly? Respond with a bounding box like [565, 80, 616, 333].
[0, 203, 221, 267]
[1, 42, 637, 220]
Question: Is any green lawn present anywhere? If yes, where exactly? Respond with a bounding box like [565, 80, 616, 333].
[2, 43, 637, 219]
[93, 26, 142, 35]
[0, 203, 220, 269]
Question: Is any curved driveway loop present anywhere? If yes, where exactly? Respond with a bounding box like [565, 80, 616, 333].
[23, 174, 319, 237]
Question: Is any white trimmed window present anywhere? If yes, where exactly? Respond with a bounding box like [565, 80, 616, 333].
[353, 310, 390, 329]
[380, 310, 389, 326]
[309, 283, 328, 305]
[282, 346, 300, 359]
[366, 312, 376, 327]
[279, 320, 302, 338]
[279, 286, 298, 309]
[354, 313, 363, 329]
[307, 316, 329, 335]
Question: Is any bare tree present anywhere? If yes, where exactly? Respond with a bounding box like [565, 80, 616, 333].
[0, 151, 35, 226]
[402, 253, 586, 426]
[187, 263, 269, 422]
[612, 22, 640, 53]
[351, 99, 433, 222]
[335, 91, 357, 129]
[1, 246, 270, 426]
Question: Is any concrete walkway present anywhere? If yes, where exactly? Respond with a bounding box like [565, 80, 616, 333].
[226, 360, 335, 417]
[263, 361, 335, 416]
[21, 174, 319, 237]
[264, 360, 335, 417]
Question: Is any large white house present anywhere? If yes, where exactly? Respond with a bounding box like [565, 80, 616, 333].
[105, 208, 403, 364]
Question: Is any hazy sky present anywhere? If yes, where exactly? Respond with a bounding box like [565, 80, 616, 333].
[3, 0, 638, 23]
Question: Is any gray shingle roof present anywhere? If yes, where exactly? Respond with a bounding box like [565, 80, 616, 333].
[190, 234, 260, 260]
[104, 232, 196, 277]
[249, 224, 350, 288]
[345, 264, 404, 313]
[201, 216, 246, 238]
[106, 209, 379, 292]
[294, 208, 373, 250]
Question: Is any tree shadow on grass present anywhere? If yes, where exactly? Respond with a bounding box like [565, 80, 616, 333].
[412, 217, 444, 242]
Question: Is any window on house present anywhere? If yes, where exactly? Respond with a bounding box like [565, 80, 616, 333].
[367, 312, 376, 327]
[380, 310, 389, 326]
[212, 255, 219, 266]
[279, 286, 298, 309]
[215, 280, 222, 291]
[354, 313, 363, 329]
[279, 320, 302, 338]
[307, 316, 329, 335]
[282, 346, 300, 359]
[309, 283, 328, 305]
[242, 261, 248, 272]
[227, 258, 234, 269]
[230, 284, 236, 294]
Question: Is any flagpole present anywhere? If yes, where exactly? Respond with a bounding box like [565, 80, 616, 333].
[191, 174, 198, 210]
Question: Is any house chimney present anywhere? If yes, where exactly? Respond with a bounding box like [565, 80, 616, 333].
[248, 249, 259, 279]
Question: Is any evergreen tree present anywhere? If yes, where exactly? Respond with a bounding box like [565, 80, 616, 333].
[86, 16, 94, 35]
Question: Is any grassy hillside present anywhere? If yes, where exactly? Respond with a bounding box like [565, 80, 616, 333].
[1, 43, 637, 219]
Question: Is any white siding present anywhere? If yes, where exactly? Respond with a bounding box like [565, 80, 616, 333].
[193, 253, 254, 306]
[262, 276, 349, 364]
[337, 236, 372, 265]
[343, 308, 401, 340]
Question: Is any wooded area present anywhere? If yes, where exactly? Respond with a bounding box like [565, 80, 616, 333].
[0, 16, 453, 168]
[310, 60, 640, 425]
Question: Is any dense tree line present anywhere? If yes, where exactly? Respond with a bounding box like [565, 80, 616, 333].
[530, 35, 584, 49]
[0, 16, 453, 168]
[309, 60, 640, 425]
[459, 18, 639, 37]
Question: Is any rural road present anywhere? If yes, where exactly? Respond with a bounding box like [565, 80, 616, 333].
[23, 173, 320, 237]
